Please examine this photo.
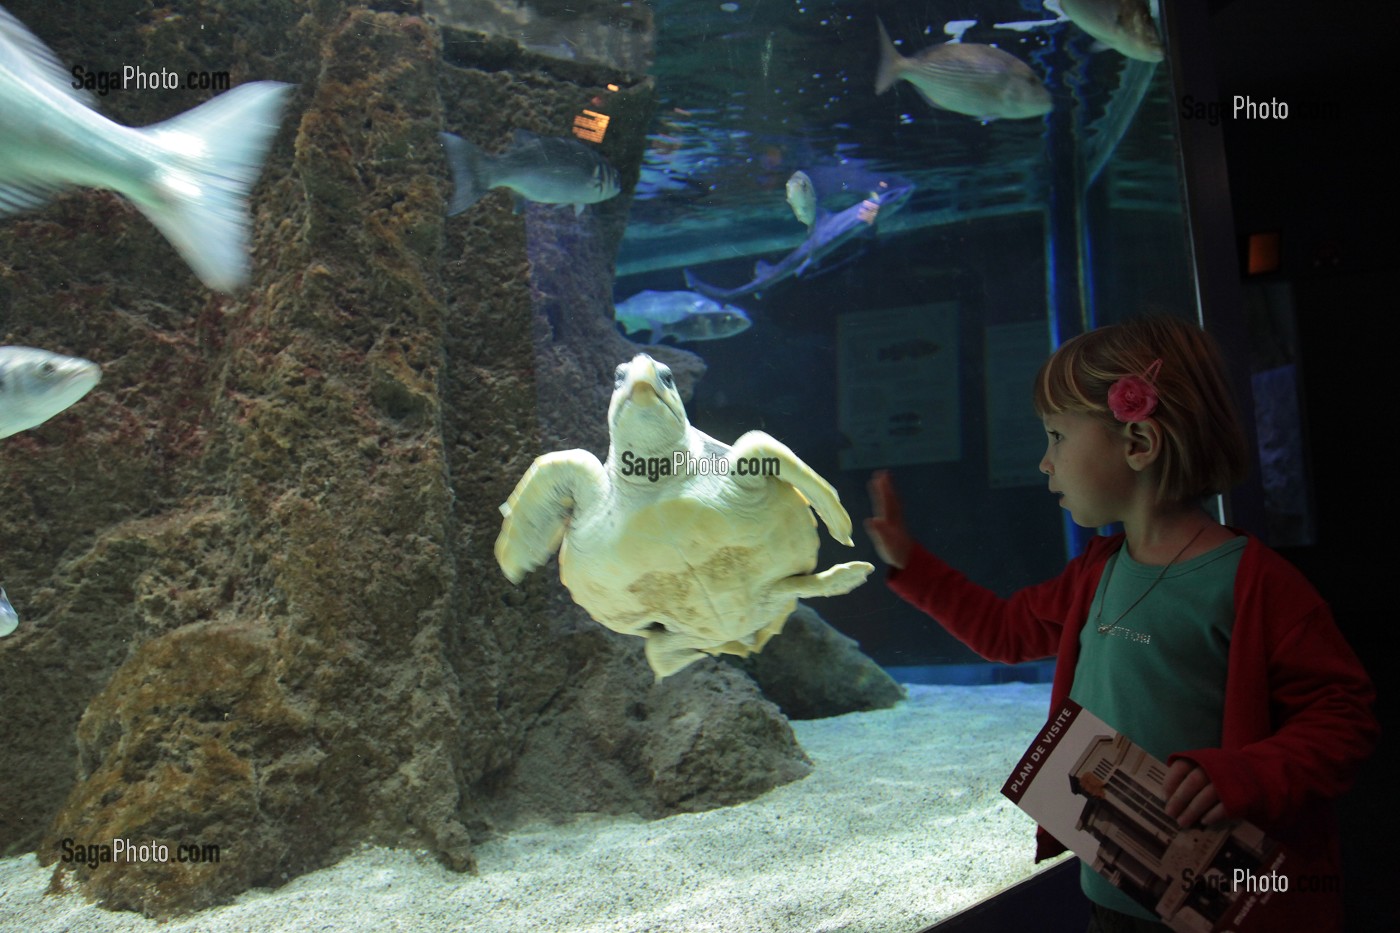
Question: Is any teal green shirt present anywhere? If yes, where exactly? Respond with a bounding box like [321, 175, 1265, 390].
[1069, 535, 1246, 920]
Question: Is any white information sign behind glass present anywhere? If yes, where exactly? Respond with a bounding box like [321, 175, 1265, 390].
[837, 304, 959, 470]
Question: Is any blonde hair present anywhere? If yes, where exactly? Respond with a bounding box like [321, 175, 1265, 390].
[1033, 315, 1249, 503]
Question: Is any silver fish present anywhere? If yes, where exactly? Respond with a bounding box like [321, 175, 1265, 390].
[0, 586, 16, 637]
[785, 170, 817, 230]
[0, 7, 292, 292]
[615, 290, 751, 345]
[440, 129, 621, 216]
[684, 181, 914, 301]
[875, 19, 1052, 121]
[1060, 0, 1163, 63]
[0, 345, 101, 439]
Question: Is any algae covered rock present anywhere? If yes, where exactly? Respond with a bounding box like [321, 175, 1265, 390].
[0, 0, 814, 918]
[643, 663, 813, 811]
[733, 603, 907, 720]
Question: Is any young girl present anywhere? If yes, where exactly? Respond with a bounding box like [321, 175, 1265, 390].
[865, 315, 1376, 932]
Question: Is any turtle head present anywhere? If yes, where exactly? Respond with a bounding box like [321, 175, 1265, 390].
[607, 354, 688, 454]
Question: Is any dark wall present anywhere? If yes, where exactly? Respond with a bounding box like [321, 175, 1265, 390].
[1204, 1, 1394, 931]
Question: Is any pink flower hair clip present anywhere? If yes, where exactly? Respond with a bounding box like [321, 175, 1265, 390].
[1108, 358, 1163, 422]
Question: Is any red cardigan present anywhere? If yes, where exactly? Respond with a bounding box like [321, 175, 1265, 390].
[888, 532, 1378, 930]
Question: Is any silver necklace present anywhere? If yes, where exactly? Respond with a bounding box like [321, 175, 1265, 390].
[1095, 525, 1206, 635]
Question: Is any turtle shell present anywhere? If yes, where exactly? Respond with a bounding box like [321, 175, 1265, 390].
[559, 466, 820, 658]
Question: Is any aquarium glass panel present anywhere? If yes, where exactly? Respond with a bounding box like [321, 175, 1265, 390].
[0, 0, 1247, 931]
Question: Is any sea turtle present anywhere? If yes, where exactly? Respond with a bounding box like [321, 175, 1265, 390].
[496, 354, 873, 680]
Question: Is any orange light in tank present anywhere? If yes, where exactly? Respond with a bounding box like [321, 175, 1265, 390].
[1246, 232, 1281, 275]
[573, 110, 610, 144]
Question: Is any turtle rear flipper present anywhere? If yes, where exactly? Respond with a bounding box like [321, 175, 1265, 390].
[727, 431, 854, 545]
[771, 561, 874, 600]
[495, 450, 605, 584]
[643, 628, 709, 681]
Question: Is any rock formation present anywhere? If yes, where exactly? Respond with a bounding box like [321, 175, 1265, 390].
[0, 0, 810, 916]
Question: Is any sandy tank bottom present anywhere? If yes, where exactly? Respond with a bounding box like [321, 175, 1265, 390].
[0, 682, 1065, 933]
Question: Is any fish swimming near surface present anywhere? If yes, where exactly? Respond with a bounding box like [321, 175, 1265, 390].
[684, 181, 914, 301]
[0, 7, 292, 292]
[785, 170, 817, 230]
[874, 19, 1052, 121]
[1059, 0, 1163, 62]
[0, 345, 101, 439]
[440, 129, 621, 216]
[0, 586, 16, 637]
[614, 290, 752, 345]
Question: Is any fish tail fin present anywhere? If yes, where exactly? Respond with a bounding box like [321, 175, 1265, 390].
[134, 81, 293, 293]
[682, 268, 726, 301]
[874, 19, 902, 95]
[440, 132, 493, 216]
[614, 315, 660, 344]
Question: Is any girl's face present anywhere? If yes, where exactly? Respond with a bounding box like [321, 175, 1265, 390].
[1039, 411, 1137, 528]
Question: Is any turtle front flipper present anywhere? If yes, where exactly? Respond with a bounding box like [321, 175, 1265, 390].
[496, 450, 605, 584]
[726, 431, 854, 545]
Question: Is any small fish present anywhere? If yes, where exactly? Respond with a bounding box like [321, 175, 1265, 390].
[0, 7, 292, 292]
[1060, 0, 1163, 63]
[785, 170, 817, 230]
[875, 19, 1052, 121]
[614, 290, 752, 345]
[685, 181, 914, 301]
[440, 129, 621, 216]
[0, 586, 16, 637]
[0, 346, 101, 439]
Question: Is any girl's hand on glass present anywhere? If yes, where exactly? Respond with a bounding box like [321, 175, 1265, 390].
[864, 470, 914, 570]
